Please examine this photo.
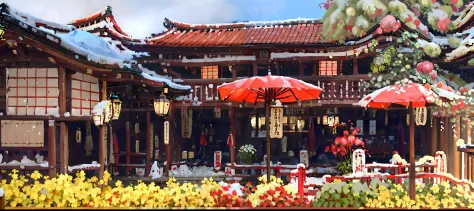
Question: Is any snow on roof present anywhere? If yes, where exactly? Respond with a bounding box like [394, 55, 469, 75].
[182, 55, 256, 63]
[2, 3, 74, 32]
[170, 17, 320, 29]
[138, 64, 191, 90]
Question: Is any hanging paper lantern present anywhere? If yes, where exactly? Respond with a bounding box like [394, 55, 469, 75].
[380, 15, 397, 32]
[416, 61, 434, 75]
[406, 113, 410, 126]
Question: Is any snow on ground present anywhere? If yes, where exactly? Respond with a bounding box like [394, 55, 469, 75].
[170, 165, 225, 177]
[0, 188, 4, 197]
[218, 181, 244, 196]
[0, 155, 49, 167]
[67, 161, 101, 172]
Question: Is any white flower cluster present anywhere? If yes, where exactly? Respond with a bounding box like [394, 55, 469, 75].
[239, 144, 257, 154]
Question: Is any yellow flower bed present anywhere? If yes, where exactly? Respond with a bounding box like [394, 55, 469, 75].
[1, 170, 222, 208]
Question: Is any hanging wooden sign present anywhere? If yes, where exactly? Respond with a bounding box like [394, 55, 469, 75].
[299, 150, 309, 167]
[182, 151, 188, 160]
[135, 140, 140, 153]
[181, 105, 188, 118]
[150, 124, 154, 159]
[154, 135, 159, 149]
[214, 151, 222, 170]
[369, 120, 376, 135]
[135, 123, 140, 133]
[76, 127, 82, 143]
[181, 110, 192, 138]
[214, 106, 221, 118]
[281, 136, 287, 153]
[270, 106, 283, 138]
[356, 120, 364, 135]
[164, 121, 170, 145]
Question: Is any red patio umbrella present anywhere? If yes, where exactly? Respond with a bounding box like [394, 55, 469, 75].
[218, 72, 323, 181]
[358, 80, 461, 200]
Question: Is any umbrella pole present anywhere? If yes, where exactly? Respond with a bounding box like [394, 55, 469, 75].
[409, 103, 416, 200]
[265, 100, 271, 182]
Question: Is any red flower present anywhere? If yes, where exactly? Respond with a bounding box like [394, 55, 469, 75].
[324, 145, 330, 152]
[339, 137, 348, 146]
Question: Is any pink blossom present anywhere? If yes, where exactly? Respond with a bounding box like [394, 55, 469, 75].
[355, 139, 365, 147]
[380, 15, 397, 33]
[430, 72, 437, 81]
[376, 27, 383, 34]
[340, 137, 348, 146]
[416, 61, 434, 75]
[343, 130, 349, 136]
[351, 130, 358, 136]
[335, 137, 342, 145]
[437, 18, 451, 32]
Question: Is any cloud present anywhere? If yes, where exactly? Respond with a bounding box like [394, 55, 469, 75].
[2, 0, 238, 39]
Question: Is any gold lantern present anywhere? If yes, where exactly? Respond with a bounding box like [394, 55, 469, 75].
[154, 94, 170, 116]
[334, 115, 340, 125]
[322, 115, 328, 125]
[328, 116, 335, 127]
[297, 119, 305, 132]
[103, 101, 113, 124]
[108, 92, 122, 120]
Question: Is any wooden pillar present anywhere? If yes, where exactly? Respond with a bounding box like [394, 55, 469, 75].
[58, 66, 68, 175]
[353, 59, 358, 75]
[253, 63, 258, 76]
[125, 121, 131, 176]
[453, 115, 461, 179]
[439, 118, 447, 153]
[145, 111, 151, 175]
[166, 101, 174, 177]
[98, 80, 107, 179]
[230, 107, 236, 167]
[299, 62, 304, 77]
[430, 117, 439, 155]
[48, 120, 56, 178]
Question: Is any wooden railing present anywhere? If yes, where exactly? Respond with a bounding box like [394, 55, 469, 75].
[458, 146, 474, 182]
[178, 75, 372, 103]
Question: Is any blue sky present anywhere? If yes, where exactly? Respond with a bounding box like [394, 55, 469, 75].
[230, 0, 325, 22]
[3, 0, 327, 38]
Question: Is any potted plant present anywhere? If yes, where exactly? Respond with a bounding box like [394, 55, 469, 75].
[324, 121, 369, 175]
[238, 144, 257, 164]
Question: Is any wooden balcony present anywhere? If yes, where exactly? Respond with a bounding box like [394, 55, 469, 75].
[175, 75, 372, 106]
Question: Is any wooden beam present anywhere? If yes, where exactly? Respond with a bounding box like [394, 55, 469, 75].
[0, 115, 91, 121]
[232, 66, 237, 80]
[48, 120, 56, 178]
[98, 80, 107, 179]
[145, 111, 151, 175]
[58, 66, 68, 174]
[313, 62, 317, 75]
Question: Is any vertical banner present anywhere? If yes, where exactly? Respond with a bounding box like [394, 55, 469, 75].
[214, 151, 222, 170]
[352, 149, 366, 174]
[164, 121, 170, 145]
[214, 106, 221, 118]
[270, 106, 283, 138]
[356, 120, 364, 135]
[300, 150, 309, 167]
[369, 120, 376, 135]
[281, 136, 287, 153]
[181, 104, 188, 118]
[181, 110, 192, 138]
[150, 124, 154, 159]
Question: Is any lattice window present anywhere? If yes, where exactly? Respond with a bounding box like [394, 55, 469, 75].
[201, 66, 219, 79]
[318, 61, 340, 76]
[1, 120, 44, 147]
[6, 68, 59, 115]
[71, 72, 100, 116]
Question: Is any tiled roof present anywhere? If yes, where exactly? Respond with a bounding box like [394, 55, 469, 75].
[147, 18, 322, 47]
[69, 6, 130, 37]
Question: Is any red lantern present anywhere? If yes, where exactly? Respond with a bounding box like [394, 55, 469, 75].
[416, 61, 434, 75]
[380, 15, 397, 33]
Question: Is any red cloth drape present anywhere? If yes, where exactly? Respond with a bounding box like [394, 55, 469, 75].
[200, 134, 207, 146]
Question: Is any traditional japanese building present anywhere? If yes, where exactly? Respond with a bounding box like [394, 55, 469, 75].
[0, 2, 473, 181]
